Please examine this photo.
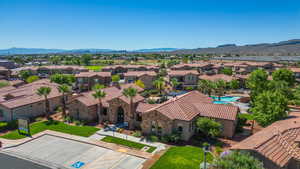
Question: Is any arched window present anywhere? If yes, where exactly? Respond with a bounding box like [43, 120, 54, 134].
[151, 121, 156, 133]
[177, 126, 183, 133]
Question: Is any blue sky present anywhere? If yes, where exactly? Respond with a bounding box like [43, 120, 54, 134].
[1, 0, 299, 50]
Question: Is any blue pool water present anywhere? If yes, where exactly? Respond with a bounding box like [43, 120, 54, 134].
[211, 96, 241, 104]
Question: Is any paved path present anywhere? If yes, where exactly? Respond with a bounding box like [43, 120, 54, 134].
[94, 129, 166, 153]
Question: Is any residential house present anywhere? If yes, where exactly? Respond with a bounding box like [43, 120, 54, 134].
[168, 70, 199, 88]
[140, 91, 239, 140]
[232, 113, 300, 169]
[102, 65, 159, 76]
[290, 68, 300, 82]
[124, 71, 157, 89]
[0, 79, 64, 121]
[0, 66, 11, 80]
[75, 72, 112, 91]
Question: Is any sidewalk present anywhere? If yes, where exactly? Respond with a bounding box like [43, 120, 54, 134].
[94, 129, 166, 153]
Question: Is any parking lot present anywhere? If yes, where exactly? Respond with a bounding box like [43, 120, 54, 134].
[3, 135, 146, 169]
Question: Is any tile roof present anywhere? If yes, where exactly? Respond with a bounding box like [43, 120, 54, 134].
[290, 67, 300, 73]
[75, 84, 144, 107]
[0, 79, 62, 109]
[232, 114, 300, 167]
[124, 71, 156, 77]
[145, 91, 238, 121]
[103, 65, 158, 70]
[168, 70, 199, 76]
[199, 74, 236, 82]
[171, 63, 212, 69]
[136, 103, 159, 113]
[75, 72, 111, 78]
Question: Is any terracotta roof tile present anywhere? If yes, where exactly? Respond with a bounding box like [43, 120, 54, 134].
[124, 71, 156, 77]
[232, 114, 300, 167]
[199, 74, 235, 82]
[168, 70, 199, 76]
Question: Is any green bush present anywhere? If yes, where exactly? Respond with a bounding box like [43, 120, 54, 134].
[149, 135, 159, 142]
[132, 131, 142, 137]
[26, 75, 40, 83]
[74, 120, 81, 126]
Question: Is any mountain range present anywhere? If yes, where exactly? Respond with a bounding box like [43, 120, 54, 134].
[0, 47, 180, 55]
[173, 39, 300, 56]
[1, 39, 300, 55]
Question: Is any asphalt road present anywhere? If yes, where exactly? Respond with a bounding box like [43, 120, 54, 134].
[0, 152, 50, 169]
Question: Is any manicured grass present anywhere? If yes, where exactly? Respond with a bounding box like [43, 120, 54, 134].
[0, 120, 99, 140]
[150, 146, 213, 169]
[101, 136, 156, 153]
[84, 65, 103, 71]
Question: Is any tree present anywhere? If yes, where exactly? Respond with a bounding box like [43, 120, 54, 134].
[153, 77, 165, 95]
[220, 67, 233, 75]
[198, 80, 215, 96]
[50, 74, 75, 85]
[36, 87, 52, 119]
[272, 68, 295, 87]
[196, 117, 222, 138]
[228, 80, 240, 90]
[92, 84, 106, 124]
[170, 78, 180, 90]
[251, 91, 288, 127]
[135, 80, 145, 89]
[19, 70, 32, 80]
[122, 87, 137, 125]
[211, 151, 264, 169]
[267, 80, 293, 99]
[81, 54, 92, 66]
[57, 84, 71, 118]
[214, 80, 227, 100]
[26, 75, 40, 83]
[111, 75, 120, 83]
[246, 69, 269, 101]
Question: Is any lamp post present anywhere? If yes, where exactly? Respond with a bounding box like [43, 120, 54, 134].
[202, 143, 210, 169]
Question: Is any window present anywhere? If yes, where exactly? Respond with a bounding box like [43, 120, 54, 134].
[136, 114, 142, 121]
[177, 126, 183, 133]
[94, 79, 99, 83]
[157, 126, 162, 136]
[151, 121, 156, 132]
[0, 109, 4, 118]
[102, 108, 107, 116]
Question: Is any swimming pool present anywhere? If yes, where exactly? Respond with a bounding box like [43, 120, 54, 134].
[211, 96, 241, 104]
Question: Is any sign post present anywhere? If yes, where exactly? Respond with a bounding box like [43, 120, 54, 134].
[18, 118, 30, 136]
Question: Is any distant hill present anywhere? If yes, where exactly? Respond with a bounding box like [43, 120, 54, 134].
[0, 47, 180, 55]
[173, 39, 300, 56]
[1, 39, 300, 55]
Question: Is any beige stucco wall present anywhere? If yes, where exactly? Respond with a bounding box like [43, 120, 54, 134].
[0, 96, 62, 121]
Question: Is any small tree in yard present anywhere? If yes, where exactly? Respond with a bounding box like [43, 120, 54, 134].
[112, 75, 120, 87]
[251, 90, 288, 127]
[272, 68, 295, 87]
[92, 84, 106, 124]
[36, 86, 52, 119]
[170, 78, 180, 90]
[196, 117, 222, 138]
[135, 80, 145, 89]
[210, 151, 265, 169]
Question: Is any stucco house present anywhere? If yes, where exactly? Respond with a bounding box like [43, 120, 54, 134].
[168, 70, 199, 88]
[75, 72, 112, 91]
[232, 113, 300, 169]
[0, 79, 64, 121]
[140, 91, 239, 140]
[0, 66, 11, 80]
[124, 71, 157, 89]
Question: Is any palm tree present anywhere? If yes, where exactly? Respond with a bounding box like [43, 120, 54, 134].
[122, 87, 137, 121]
[153, 77, 165, 95]
[92, 84, 106, 124]
[214, 79, 227, 100]
[57, 84, 71, 118]
[170, 78, 180, 90]
[36, 86, 52, 119]
[198, 80, 214, 96]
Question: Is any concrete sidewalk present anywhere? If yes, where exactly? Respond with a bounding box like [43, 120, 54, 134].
[94, 129, 166, 153]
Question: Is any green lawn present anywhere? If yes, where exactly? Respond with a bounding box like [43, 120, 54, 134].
[84, 65, 104, 71]
[0, 120, 99, 140]
[101, 136, 156, 153]
[150, 146, 213, 169]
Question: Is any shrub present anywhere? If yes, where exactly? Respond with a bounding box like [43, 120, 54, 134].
[196, 117, 222, 138]
[149, 135, 159, 142]
[26, 75, 39, 83]
[160, 135, 171, 143]
[35, 117, 44, 122]
[147, 99, 156, 104]
[169, 132, 181, 143]
[132, 131, 142, 137]
[74, 120, 81, 126]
